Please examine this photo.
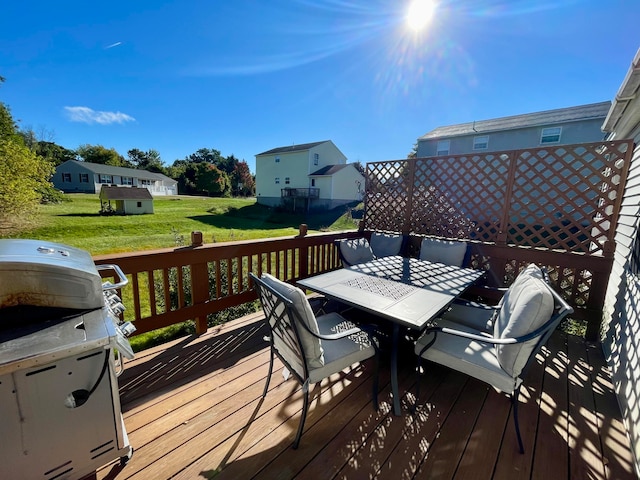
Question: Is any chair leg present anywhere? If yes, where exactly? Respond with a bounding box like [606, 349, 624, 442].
[372, 352, 380, 411]
[413, 356, 423, 413]
[262, 347, 275, 398]
[293, 380, 310, 449]
[512, 385, 525, 454]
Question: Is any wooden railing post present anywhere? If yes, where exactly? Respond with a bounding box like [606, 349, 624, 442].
[190, 260, 210, 334]
[297, 224, 309, 279]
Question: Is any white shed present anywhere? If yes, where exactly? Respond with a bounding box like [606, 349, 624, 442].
[99, 185, 154, 215]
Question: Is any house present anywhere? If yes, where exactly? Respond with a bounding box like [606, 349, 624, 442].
[99, 185, 154, 215]
[416, 101, 611, 157]
[600, 47, 640, 475]
[255, 140, 364, 210]
[53, 160, 178, 196]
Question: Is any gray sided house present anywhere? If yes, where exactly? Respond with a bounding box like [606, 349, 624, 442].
[417, 101, 611, 157]
[600, 47, 640, 475]
[99, 185, 154, 215]
[53, 160, 178, 196]
[255, 140, 364, 211]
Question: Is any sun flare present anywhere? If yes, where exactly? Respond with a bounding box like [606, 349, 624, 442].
[406, 0, 436, 32]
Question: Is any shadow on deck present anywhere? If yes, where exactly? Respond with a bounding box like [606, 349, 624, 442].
[98, 310, 636, 480]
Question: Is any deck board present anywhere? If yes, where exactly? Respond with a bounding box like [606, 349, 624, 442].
[96, 311, 637, 480]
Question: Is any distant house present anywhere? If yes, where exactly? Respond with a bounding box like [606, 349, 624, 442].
[53, 160, 178, 196]
[99, 185, 154, 215]
[416, 101, 611, 157]
[255, 140, 364, 210]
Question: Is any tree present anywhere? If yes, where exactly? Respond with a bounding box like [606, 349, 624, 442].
[127, 148, 165, 173]
[230, 160, 255, 196]
[196, 163, 230, 197]
[0, 139, 55, 226]
[76, 144, 129, 167]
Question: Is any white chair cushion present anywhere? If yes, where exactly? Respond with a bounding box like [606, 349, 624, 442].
[261, 274, 325, 369]
[415, 319, 516, 393]
[308, 312, 376, 384]
[339, 238, 375, 266]
[419, 238, 467, 267]
[370, 232, 403, 258]
[493, 263, 545, 336]
[495, 276, 554, 378]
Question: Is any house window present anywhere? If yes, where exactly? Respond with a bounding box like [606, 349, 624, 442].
[311, 179, 316, 187]
[79, 173, 89, 183]
[473, 135, 489, 150]
[137, 202, 142, 208]
[436, 140, 450, 156]
[121, 177, 133, 185]
[99, 174, 112, 184]
[140, 179, 152, 186]
[313, 153, 319, 165]
[275, 156, 280, 163]
[62, 172, 71, 182]
[285, 177, 290, 185]
[275, 177, 280, 184]
[541, 127, 562, 144]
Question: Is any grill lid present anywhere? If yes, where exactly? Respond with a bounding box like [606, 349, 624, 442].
[0, 239, 104, 311]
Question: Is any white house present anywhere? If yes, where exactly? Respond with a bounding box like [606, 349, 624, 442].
[53, 160, 178, 196]
[255, 140, 364, 210]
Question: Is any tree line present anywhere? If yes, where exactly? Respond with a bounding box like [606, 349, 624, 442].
[1, 76, 256, 228]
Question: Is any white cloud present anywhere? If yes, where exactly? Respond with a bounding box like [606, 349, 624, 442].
[64, 106, 135, 125]
[105, 41, 122, 49]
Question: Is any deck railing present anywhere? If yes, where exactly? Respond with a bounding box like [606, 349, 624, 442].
[93, 228, 361, 336]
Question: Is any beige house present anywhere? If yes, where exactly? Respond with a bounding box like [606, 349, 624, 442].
[600, 47, 640, 475]
[99, 185, 154, 215]
[255, 140, 364, 210]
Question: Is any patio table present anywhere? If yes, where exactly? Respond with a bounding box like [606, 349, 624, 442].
[298, 255, 484, 416]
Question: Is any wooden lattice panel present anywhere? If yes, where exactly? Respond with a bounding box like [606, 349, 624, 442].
[364, 140, 632, 256]
[410, 154, 509, 240]
[364, 160, 411, 233]
[506, 142, 630, 254]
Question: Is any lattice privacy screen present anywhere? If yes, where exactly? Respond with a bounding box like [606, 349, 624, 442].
[364, 140, 633, 256]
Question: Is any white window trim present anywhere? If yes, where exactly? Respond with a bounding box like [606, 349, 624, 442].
[540, 126, 562, 144]
[275, 156, 280, 163]
[285, 177, 290, 185]
[275, 177, 280, 184]
[313, 153, 319, 165]
[62, 172, 71, 182]
[473, 135, 489, 150]
[436, 139, 450, 156]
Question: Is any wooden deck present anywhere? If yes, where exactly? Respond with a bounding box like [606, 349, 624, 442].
[97, 310, 636, 480]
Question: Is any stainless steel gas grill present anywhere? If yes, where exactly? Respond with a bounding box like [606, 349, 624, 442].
[0, 239, 135, 480]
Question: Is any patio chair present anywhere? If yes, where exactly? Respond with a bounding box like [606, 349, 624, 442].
[413, 266, 573, 453]
[250, 272, 379, 449]
[369, 232, 404, 258]
[336, 237, 375, 266]
[419, 237, 468, 267]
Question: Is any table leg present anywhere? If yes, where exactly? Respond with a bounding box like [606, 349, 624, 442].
[391, 323, 401, 416]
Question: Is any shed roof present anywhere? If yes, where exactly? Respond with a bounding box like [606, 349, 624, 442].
[419, 101, 611, 140]
[99, 185, 154, 200]
[256, 140, 329, 156]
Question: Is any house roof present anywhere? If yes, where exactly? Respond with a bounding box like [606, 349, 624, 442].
[256, 140, 330, 156]
[419, 101, 612, 140]
[309, 164, 350, 176]
[63, 160, 177, 184]
[99, 185, 154, 200]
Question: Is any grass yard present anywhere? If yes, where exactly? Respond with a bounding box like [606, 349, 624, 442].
[3, 194, 361, 254]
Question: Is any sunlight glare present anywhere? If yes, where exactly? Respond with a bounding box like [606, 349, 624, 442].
[406, 0, 436, 32]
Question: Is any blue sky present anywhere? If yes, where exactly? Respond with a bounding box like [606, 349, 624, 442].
[1, 1, 638, 173]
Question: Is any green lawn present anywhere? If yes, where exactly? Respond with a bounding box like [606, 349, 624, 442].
[4, 194, 361, 254]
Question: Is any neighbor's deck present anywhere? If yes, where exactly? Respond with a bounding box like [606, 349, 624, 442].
[97, 310, 636, 480]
